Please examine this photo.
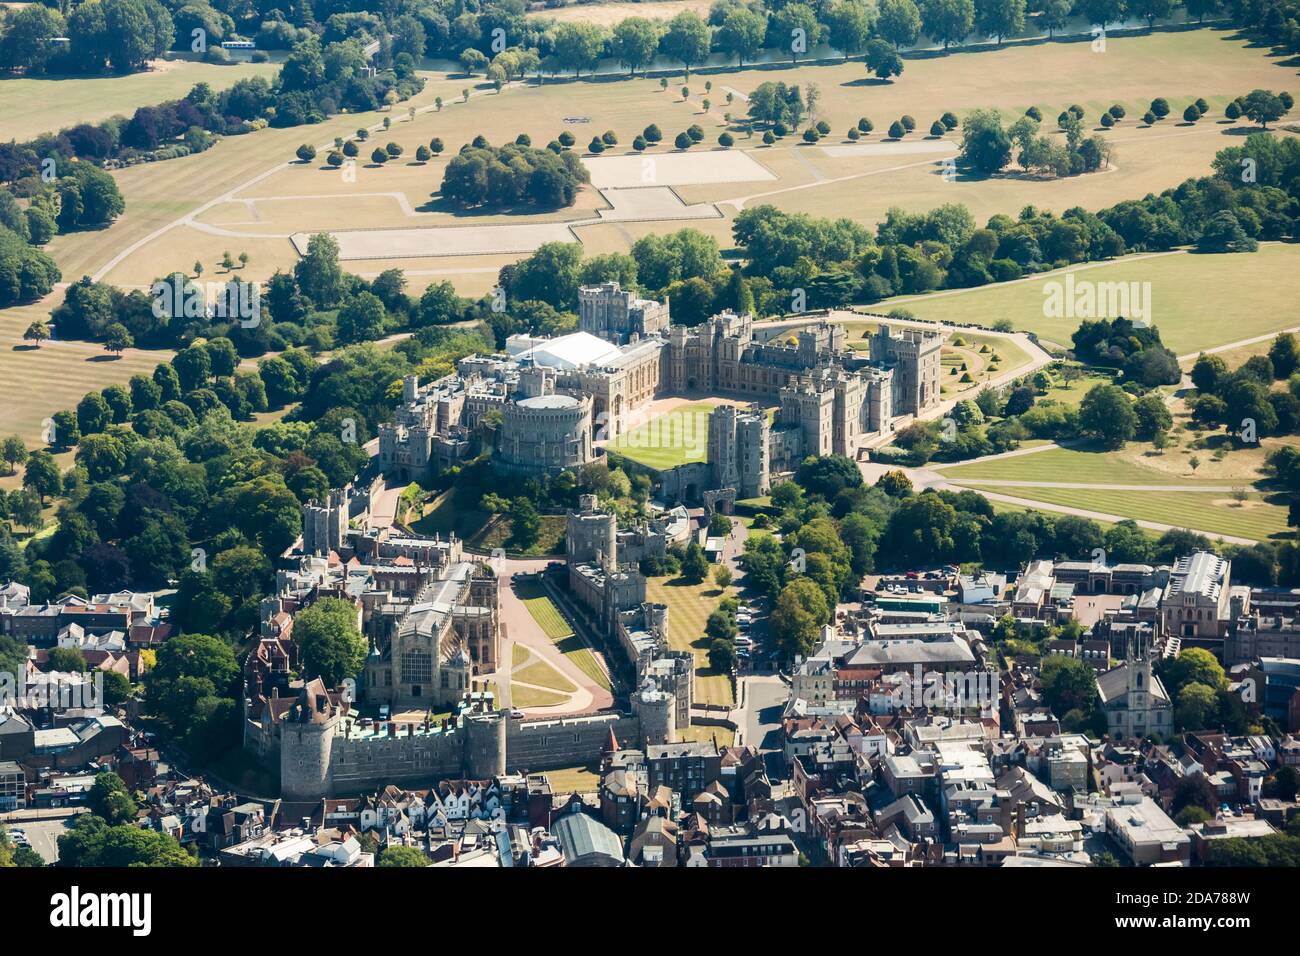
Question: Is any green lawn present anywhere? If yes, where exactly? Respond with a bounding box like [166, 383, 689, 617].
[516, 580, 612, 691]
[890, 245, 1300, 356]
[0, 57, 281, 141]
[513, 656, 578, 693]
[609, 402, 714, 472]
[963, 485, 1290, 541]
[645, 575, 734, 708]
[509, 683, 570, 708]
[936, 446, 1229, 485]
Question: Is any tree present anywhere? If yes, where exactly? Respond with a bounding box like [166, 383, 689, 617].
[713, 564, 733, 589]
[378, 845, 430, 867]
[459, 47, 488, 76]
[509, 496, 542, 550]
[771, 3, 822, 64]
[863, 38, 903, 80]
[22, 449, 60, 503]
[976, 0, 1025, 44]
[22, 321, 50, 347]
[552, 22, 605, 77]
[1272, 334, 1300, 378]
[958, 108, 1012, 174]
[1133, 393, 1172, 440]
[294, 597, 367, 686]
[57, 814, 196, 868]
[717, 7, 767, 65]
[103, 323, 133, 357]
[1176, 682, 1220, 731]
[1130, 0, 1174, 27]
[1079, 0, 1126, 27]
[295, 232, 344, 309]
[1242, 89, 1290, 129]
[336, 291, 387, 344]
[296, 143, 316, 163]
[660, 11, 712, 75]
[877, 0, 922, 47]
[1037, 0, 1072, 35]
[1079, 383, 1137, 449]
[708, 637, 737, 673]
[0, 436, 25, 476]
[922, 0, 975, 50]
[611, 17, 662, 76]
[87, 771, 138, 825]
[1040, 655, 1098, 716]
[1197, 210, 1258, 253]
[826, 1, 873, 59]
[680, 543, 710, 583]
[770, 577, 830, 660]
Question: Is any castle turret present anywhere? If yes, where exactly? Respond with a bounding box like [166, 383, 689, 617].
[633, 681, 675, 746]
[463, 707, 507, 779]
[279, 680, 339, 799]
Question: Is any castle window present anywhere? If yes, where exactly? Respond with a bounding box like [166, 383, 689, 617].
[402, 648, 433, 686]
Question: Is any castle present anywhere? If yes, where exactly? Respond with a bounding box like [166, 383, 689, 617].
[378, 284, 943, 500]
[245, 489, 682, 800]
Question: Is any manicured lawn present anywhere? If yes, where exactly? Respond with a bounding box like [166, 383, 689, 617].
[609, 402, 713, 472]
[542, 763, 603, 795]
[510, 683, 570, 708]
[645, 575, 735, 708]
[0, 57, 281, 141]
[0, 299, 175, 444]
[936, 446, 1230, 485]
[513, 655, 578, 694]
[963, 485, 1290, 541]
[891, 245, 1300, 356]
[677, 724, 736, 746]
[517, 581, 612, 691]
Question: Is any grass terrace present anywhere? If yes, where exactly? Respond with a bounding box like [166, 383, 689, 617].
[517, 580, 612, 691]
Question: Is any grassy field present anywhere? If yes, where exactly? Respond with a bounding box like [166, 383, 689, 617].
[0, 56, 281, 141]
[645, 575, 734, 707]
[50, 28, 1295, 299]
[609, 401, 714, 471]
[936, 445, 1250, 485]
[509, 683, 570, 707]
[517, 580, 612, 691]
[541, 762, 603, 794]
[513, 653, 578, 694]
[962, 484, 1290, 541]
[0, 298, 174, 444]
[890, 245, 1300, 356]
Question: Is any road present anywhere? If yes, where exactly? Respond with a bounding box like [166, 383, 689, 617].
[736, 674, 789, 753]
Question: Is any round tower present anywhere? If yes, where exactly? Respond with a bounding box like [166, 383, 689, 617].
[633, 683, 675, 746]
[280, 717, 337, 799]
[463, 709, 507, 779]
